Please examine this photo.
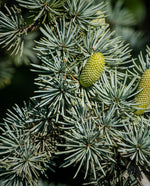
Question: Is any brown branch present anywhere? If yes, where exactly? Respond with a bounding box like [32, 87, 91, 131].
[123, 162, 150, 186]
[69, 74, 80, 85]
[137, 166, 150, 186]
[23, 18, 41, 33]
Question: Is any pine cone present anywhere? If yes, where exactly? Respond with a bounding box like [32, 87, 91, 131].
[79, 52, 105, 87]
[135, 69, 150, 115]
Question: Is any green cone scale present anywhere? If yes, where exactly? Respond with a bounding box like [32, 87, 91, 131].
[79, 52, 105, 87]
[135, 69, 150, 115]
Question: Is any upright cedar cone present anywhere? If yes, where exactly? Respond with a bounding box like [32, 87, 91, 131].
[135, 69, 150, 115]
[79, 52, 105, 87]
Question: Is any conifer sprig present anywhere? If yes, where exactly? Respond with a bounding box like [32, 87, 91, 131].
[35, 18, 81, 55]
[132, 45, 150, 77]
[65, 0, 106, 29]
[16, 0, 64, 20]
[32, 52, 69, 75]
[95, 70, 138, 114]
[57, 117, 114, 179]
[79, 27, 132, 66]
[0, 6, 25, 56]
[0, 101, 59, 185]
[0, 124, 49, 185]
[118, 120, 150, 166]
[33, 75, 77, 118]
[95, 103, 125, 144]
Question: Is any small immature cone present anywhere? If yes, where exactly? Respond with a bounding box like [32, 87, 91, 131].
[92, 11, 105, 26]
[135, 69, 150, 115]
[79, 52, 105, 87]
[91, 11, 105, 37]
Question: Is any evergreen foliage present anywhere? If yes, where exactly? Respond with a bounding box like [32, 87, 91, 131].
[0, 5, 25, 56]
[106, 0, 144, 48]
[0, 0, 150, 185]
